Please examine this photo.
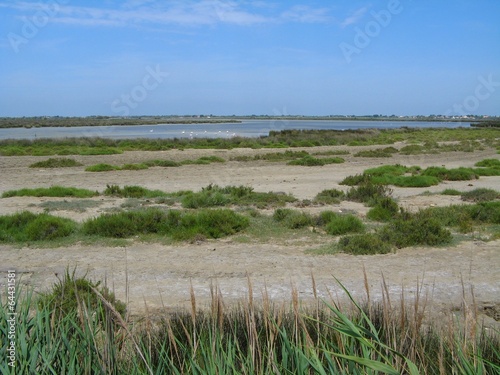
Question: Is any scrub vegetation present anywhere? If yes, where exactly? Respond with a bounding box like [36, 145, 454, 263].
[29, 157, 82, 168]
[85, 156, 226, 172]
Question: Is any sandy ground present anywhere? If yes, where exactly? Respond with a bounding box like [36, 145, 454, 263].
[0, 144, 499, 325]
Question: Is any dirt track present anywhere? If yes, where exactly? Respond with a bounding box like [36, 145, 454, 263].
[0, 145, 499, 325]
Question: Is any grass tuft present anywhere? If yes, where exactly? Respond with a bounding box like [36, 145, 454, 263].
[0, 211, 76, 242]
[85, 163, 120, 172]
[29, 157, 83, 168]
[2, 186, 98, 198]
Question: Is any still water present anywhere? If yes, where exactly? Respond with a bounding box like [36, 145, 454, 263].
[0, 120, 470, 140]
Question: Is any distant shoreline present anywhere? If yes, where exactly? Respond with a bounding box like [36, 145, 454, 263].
[0, 115, 491, 129]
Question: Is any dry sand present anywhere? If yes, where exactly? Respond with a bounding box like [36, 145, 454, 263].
[0, 145, 499, 325]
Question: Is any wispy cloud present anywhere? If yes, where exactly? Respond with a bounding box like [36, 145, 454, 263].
[2, 1, 332, 28]
[340, 6, 369, 28]
[280, 5, 331, 23]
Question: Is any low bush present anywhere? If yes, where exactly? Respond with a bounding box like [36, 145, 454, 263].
[367, 197, 400, 221]
[399, 144, 428, 155]
[461, 188, 499, 202]
[312, 150, 349, 156]
[422, 202, 500, 227]
[82, 208, 249, 240]
[272, 208, 313, 229]
[475, 158, 500, 168]
[346, 182, 392, 206]
[379, 212, 452, 248]
[180, 156, 226, 165]
[387, 175, 440, 187]
[85, 163, 120, 172]
[340, 174, 372, 186]
[29, 158, 83, 168]
[182, 190, 230, 209]
[257, 150, 309, 161]
[121, 163, 149, 170]
[180, 185, 296, 209]
[314, 189, 345, 204]
[144, 159, 181, 167]
[103, 185, 167, 198]
[2, 186, 98, 198]
[338, 233, 392, 255]
[422, 167, 478, 181]
[287, 155, 344, 166]
[441, 189, 462, 196]
[324, 213, 365, 235]
[0, 211, 76, 242]
[363, 164, 414, 176]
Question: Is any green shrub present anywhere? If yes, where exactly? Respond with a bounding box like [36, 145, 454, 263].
[441, 189, 462, 196]
[324, 214, 365, 235]
[399, 144, 427, 155]
[340, 174, 372, 186]
[0, 211, 76, 242]
[180, 185, 296, 209]
[313, 150, 350, 156]
[287, 155, 326, 166]
[475, 158, 500, 168]
[193, 209, 249, 238]
[338, 233, 392, 255]
[29, 158, 83, 168]
[182, 191, 230, 209]
[198, 156, 226, 163]
[85, 163, 120, 172]
[103, 185, 167, 198]
[273, 208, 313, 229]
[461, 188, 499, 202]
[258, 150, 309, 161]
[379, 213, 452, 248]
[314, 189, 345, 204]
[346, 182, 392, 206]
[387, 175, 440, 187]
[121, 163, 149, 170]
[2, 186, 98, 198]
[82, 208, 248, 240]
[363, 164, 411, 176]
[367, 197, 400, 221]
[422, 167, 478, 181]
[144, 159, 181, 167]
[472, 167, 500, 176]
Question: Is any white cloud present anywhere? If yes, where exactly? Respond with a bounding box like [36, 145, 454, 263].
[2, 1, 331, 28]
[340, 6, 369, 28]
[281, 5, 331, 23]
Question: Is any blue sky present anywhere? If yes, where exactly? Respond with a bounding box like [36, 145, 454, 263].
[1, 0, 499, 117]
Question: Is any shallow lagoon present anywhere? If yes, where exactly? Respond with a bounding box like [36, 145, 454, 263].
[0, 119, 469, 140]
